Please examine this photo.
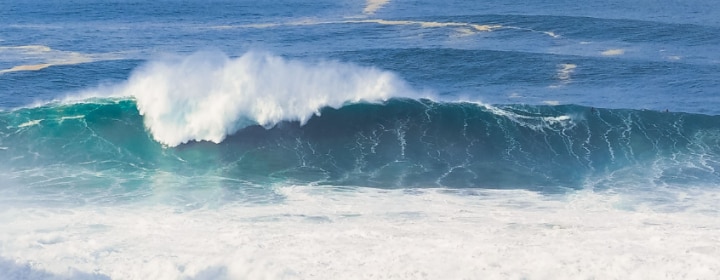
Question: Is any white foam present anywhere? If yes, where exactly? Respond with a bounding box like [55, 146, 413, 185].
[17, 120, 42, 128]
[59, 115, 85, 121]
[114, 51, 416, 147]
[0, 44, 128, 74]
[466, 101, 574, 131]
[0, 186, 718, 279]
[364, 0, 390, 14]
[0, 45, 91, 74]
[557, 63, 576, 81]
[0, 64, 52, 74]
[550, 63, 577, 88]
[544, 31, 560, 38]
[601, 49, 625, 56]
[348, 19, 502, 34]
[0, 45, 52, 53]
[503, 26, 561, 39]
[452, 27, 477, 37]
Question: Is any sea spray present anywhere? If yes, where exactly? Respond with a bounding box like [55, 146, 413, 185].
[119, 51, 415, 146]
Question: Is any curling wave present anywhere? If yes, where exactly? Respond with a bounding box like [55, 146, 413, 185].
[111, 51, 416, 146]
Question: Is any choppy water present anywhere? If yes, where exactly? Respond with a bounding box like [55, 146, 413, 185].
[1, 0, 719, 279]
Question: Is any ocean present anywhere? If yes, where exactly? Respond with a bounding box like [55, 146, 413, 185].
[1, 0, 719, 279]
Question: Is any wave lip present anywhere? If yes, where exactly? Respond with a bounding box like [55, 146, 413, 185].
[119, 51, 415, 147]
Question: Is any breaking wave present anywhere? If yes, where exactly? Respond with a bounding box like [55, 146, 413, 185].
[1, 97, 718, 190]
[109, 51, 416, 146]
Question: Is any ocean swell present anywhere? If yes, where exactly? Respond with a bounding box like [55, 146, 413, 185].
[1, 99, 718, 191]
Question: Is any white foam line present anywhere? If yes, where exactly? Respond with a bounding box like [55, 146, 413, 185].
[0, 56, 93, 74]
[0, 45, 129, 74]
[460, 101, 573, 130]
[347, 19, 503, 32]
[0, 64, 52, 74]
[0, 45, 52, 53]
[206, 19, 503, 36]
[504, 26, 561, 38]
[17, 119, 42, 128]
[0, 186, 718, 279]
[60, 115, 85, 121]
[601, 49, 625, 56]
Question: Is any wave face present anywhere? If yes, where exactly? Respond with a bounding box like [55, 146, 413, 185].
[2, 99, 718, 191]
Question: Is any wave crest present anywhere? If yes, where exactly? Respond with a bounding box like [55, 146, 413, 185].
[119, 51, 414, 147]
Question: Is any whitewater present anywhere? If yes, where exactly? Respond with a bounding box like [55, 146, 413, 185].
[1, 0, 720, 279]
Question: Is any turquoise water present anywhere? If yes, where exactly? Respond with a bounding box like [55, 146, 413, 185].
[1, 1, 719, 279]
[2, 99, 719, 192]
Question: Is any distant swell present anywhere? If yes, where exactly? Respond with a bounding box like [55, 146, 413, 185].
[1, 99, 718, 190]
[113, 51, 416, 146]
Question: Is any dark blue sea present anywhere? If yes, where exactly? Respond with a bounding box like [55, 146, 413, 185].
[1, 0, 719, 279]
